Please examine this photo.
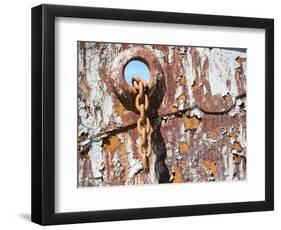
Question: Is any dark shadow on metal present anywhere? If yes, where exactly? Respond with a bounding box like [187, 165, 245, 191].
[151, 115, 170, 183]
[149, 74, 170, 183]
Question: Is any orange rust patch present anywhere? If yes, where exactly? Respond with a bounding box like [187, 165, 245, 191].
[236, 56, 247, 65]
[114, 99, 126, 117]
[203, 159, 218, 176]
[228, 132, 237, 138]
[170, 105, 178, 113]
[178, 74, 187, 86]
[173, 165, 183, 183]
[191, 78, 199, 89]
[103, 135, 128, 180]
[232, 141, 242, 152]
[178, 142, 189, 155]
[176, 94, 187, 104]
[103, 135, 122, 154]
[233, 154, 242, 164]
[183, 115, 200, 130]
[223, 93, 232, 104]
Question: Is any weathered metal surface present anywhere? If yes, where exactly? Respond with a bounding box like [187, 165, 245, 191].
[77, 42, 247, 187]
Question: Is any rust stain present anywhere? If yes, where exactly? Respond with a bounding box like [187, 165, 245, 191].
[178, 74, 187, 86]
[103, 135, 122, 154]
[178, 141, 189, 155]
[232, 141, 242, 152]
[228, 131, 238, 139]
[223, 93, 232, 104]
[183, 115, 200, 130]
[203, 159, 218, 176]
[102, 135, 129, 184]
[79, 72, 91, 99]
[170, 105, 178, 113]
[191, 78, 200, 90]
[233, 154, 242, 164]
[173, 165, 183, 183]
[236, 56, 247, 65]
[114, 99, 126, 117]
[176, 94, 187, 104]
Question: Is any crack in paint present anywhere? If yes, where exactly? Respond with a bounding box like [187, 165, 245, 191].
[92, 93, 246, 140]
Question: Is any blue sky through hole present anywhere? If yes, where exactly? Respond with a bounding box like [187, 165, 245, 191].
[124, 60, 150, 84]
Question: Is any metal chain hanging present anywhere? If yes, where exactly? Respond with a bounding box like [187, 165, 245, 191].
[131, 76, 152, 173]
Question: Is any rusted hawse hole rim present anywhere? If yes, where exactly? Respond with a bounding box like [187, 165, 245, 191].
[109, 46, 165, 110]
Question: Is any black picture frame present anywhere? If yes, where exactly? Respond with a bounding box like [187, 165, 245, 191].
[31, 4, 274, 225]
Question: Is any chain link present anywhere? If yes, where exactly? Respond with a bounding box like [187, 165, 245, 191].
[132, 76, 152, 173]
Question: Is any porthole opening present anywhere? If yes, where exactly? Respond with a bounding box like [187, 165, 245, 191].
[124, 60, 150, 84]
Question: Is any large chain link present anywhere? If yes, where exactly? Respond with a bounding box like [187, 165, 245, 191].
[132, 76, 152, 173]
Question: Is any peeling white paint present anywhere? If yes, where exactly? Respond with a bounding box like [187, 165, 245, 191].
[186, 47, 196, 106]
[222, 145, 230, 177]
[190, 107, 203, 118]
[78, 159, 85, 184]
[112, 152, 122, 178]
[228, 97, 246, 117]
[203, 84, 207, 96]
[89, 141, 104, 179]
[199, 48, 246, 99]
[84, 47, 115, 130]
[147, 153, 158, 184]
[175, 86, 183, 99]
[113, 113, 123, 128]
[168, 46, 174, 64]
[121, 134, 143, 179]
[78, 98, 95, 136]
[238, 122, 247, 149]
[154, 49, 165, 63]
[127, 151, 143, 179]
[100, 44, 113, 62]
[175, 151, 182, 161]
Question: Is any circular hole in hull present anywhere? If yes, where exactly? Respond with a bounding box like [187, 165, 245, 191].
[124, 60, 150, 84]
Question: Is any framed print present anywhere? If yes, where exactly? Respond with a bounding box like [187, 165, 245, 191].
[31, 4, 274, 225]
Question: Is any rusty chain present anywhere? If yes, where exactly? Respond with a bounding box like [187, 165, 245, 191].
[132, 76, 152, 173]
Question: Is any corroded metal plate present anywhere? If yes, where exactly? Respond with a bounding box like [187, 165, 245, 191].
[77, 42, 246, 187]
